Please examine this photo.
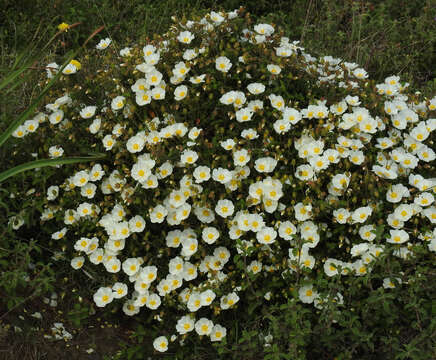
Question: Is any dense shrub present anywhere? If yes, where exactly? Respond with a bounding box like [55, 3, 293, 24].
[5, 7, 436, 359]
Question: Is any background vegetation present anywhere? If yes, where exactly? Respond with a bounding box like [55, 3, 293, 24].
[0, 0, 435, 359]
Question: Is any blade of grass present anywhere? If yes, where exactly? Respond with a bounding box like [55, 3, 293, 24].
[0, 154, 106, 184]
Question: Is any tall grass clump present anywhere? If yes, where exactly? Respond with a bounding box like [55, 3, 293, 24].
[5, 7, 436, 359]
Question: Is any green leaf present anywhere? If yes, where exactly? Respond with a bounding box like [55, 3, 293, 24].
[0, 154, 106, 184]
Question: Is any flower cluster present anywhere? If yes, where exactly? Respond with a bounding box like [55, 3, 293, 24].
[12, 8, 436, 352]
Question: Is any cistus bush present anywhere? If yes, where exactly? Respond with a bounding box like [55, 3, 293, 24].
[9, 7, 436, 357]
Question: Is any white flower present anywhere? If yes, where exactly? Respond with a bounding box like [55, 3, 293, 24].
[111, 96, 126, 111]
[294, 202, 312, 221]
[183, 262, 197, 281]
[353, 68, 368, 79]
[331, 173, 350, 189]
[122, 258, 140, 276]
[216, 56, 232, 72]
[190, 74, 206, 84]
[120, 47, 132, 56]
[220, 139, 235, 150]
[220, 292, 240, 310]
[324, 259, 342, 277]
[210, 11, 225, 23]
[145, 69, 163, 86]
[46, 62, 59, 78]
[181, 237, 198, 257]
[414, 192, 434, 207]
[274, 119, 290, 134]
[298, 284, 317, 304]
[102, 135, 116, 150]
[235, 107, 253, 122]
[169, 190, 186, 208]
[278, 221, 297, 240]
[200, 289, 216, 306]
[80, 106, 97, 119]
[254, 23, 274, 36]
[210, 324, 226, 342]
[71, 256, 85, 269]
[157, 162, 173, 179]
[157, 279, 172, 296]
[89, 248, 104, 265]
[112, 282, 128, 299]
[256, 227, 277, 244]
[295, 164, 314, 181]
[383, 277, 402, 289]
[282, 107, 302, 124]
[89, 117, 101, 133]
[96, 38, 111, 50]
[80, 183, 97, 199]
[167, 256, 183, 275]
[359, 225, 376, 241]
[393, 203, 413, 222]
[141, 265, 158, 284]
[93, 287, 114, 307]
[47, 185, 59, 201]
[195, 318, 214, 336]
[212, 167, 232, 184]
[345, 95, 361, 106]
[268, 94, 285, 110]
[123, 301, 139, 316]
[428, 237, 436, 252]
[181, 149, 198, 165]
[194, 206, 215, 223]
[135, 90, 152, 106]
[176, 315, 195, 334]
[188, 127, 201, 140]
[309, 155, 330, 172]
[202, 227, 219, 244]
[73, 171, 89, 187]
[215, 199, 234, 218]
[254, 157, 277, 173]
[351, 243, 369, 257]
[23, 119, 39, 133]
[386, 184, 409, 203]
[233, 149, 250, 166]
[174, 85, 188, 101]
[351, 206, 372, 223]
[214, 246, 230, 264]
[12, 125, 27, 138]
[150, 86, 165, 100]
[150, 205, 168, 223]
[193, 166, 211, 183]
[267, 64, 281, 75]
[387, 229, 409, 244]
[105, 258, 121, 273]
[173, 61, 190, 77]
[248, 260, 262, 274]
[153, 336, 168, 352]
[178, 31, 194, 44]
[49, 110, 64, 124]
[62, 63, 77, 75]
[51, 227, 67, 240]
[183, 49, 198, 60]
[247, 82, 265, 95]
[131, 162, 151, 183]
[129, 215, 146, 233]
